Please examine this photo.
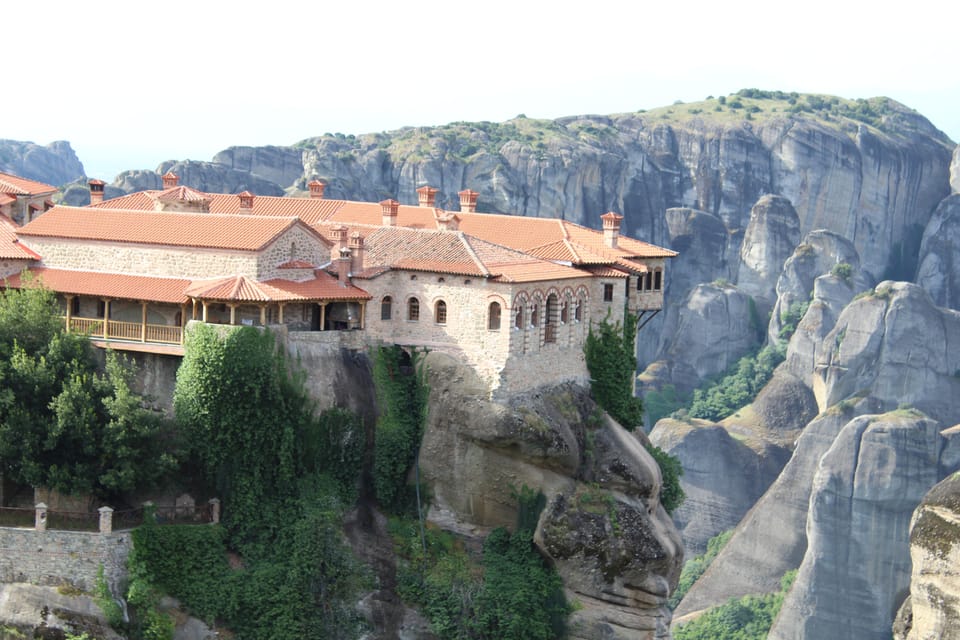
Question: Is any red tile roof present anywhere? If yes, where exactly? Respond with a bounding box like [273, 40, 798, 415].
[98, 190, 343, 224]
[0, 172, 57, 196]
[0, 214, 40, 260]
[17, 205, 318, 251]
[277, 259, 316, 269]
[186, 272, 369, 302]
[5, 268, 191, 304]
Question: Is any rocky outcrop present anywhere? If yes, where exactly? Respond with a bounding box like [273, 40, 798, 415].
[642, 282, 761, 394]
[418, 352, 683, 639]
[736, 195, 801, 307]
[916, 194, 960, 310]
[951, 145, 960, 194]
[212, 146, 306, 189]
[649, 417, 790, 556]
[893, 470, 960, 640]
[769, 411, 960, 640]
[0, 583, 122, 639]
[815, 282, 960, 423]
[0, 139, 85, 186]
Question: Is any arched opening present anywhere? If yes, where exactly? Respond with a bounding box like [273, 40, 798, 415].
[515, 306, 524, 330]
[530, 303, 539, 328]
[435, 300, 447, 324]
[654, 269, 663, 291]
[408, 297, 420, 321]
[575, 299, 583, 322]
[488, 301, 502, 330]
[381, 296, 392, 320]
[544, 293, 558, 343]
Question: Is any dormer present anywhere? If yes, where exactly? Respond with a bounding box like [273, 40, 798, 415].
[436, 210, 461, 231]
[150, 185, 211, 213]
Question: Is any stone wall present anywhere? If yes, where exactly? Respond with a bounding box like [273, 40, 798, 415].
[0, 259, 32, 279]
[0, 527, 131, 592]
[256, 225, 330, 280]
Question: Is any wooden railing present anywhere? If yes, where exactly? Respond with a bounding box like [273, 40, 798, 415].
[63, 316, 182, 346]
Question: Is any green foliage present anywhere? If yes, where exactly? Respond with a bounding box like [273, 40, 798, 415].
[673, 569, 797, 640]
[372, 345, 430, 513]
[688, 342, 786, 422]
[301, 407, 365, 503]
[584, 312, 643, 430]
[392, 486, 570, 640]
[778, 301, 810, 341]
[644, 384, 685, 427]
[669, 530, 733, 609]
[174, 325, 307, 544]
[646, 444, 685, 514]
[94, 565, 124, 630]
[831, 261, 854, 283]
[0, 283, 175, 498]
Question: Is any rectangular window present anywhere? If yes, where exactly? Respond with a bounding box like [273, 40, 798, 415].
[603, 284, 614, 302]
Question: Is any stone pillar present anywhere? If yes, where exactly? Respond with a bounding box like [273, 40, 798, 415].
[208, 498, 220, 524]
[35, 503, 47, 531]
[98, 506, 113, 534]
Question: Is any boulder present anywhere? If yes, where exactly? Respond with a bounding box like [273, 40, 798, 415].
[916, 193, 960, 310]
[736, 194, 801, 307]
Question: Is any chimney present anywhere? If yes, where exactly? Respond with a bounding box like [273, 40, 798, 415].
[417, 185, 438, 208]
[308, 180, 326, 199]
[238, 191, 255, 212]
[330, 225, 348, 255]
[162, 172, 179, 189]
[338, 246, 352, 286]
[458, 189, 478, 213]
[436, 211, 461, 231]
[88, 179, 105, 205]
[380, 199, 399, 226]
[601, 212, 623, 249]
[349, 231, 365, 274]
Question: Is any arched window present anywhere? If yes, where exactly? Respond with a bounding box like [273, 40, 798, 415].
[654, 269, 663, 291]
[544, 294, 558, 343]
[574, 299, 583, 322]
[515, 306, 524, 330]
[408, 297, 420, 321]
[435, 300, 447, 324]
[530, 303, 539, 328]
[381, 296, 392, 320]
[488, 302, 502, 330]
[645, 272, 653, 291]
[560, 301, 568, 324]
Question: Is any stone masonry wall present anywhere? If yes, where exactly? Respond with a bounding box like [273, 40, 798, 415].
[0, 527, 131, 592]
[0, 259, 32, 279]
[24, 237, 259, 279]
[256, 225, 331, 281]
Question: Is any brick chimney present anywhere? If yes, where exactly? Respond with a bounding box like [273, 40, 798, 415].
[458, 189, 478, 213]
[601, 212, 623, 249]
[238, 191, 255, 212]
[308, 180, 326, 199]
[436, 211, 461, 231]
[349, 232, 364, 274]
[380, 199, 399, 226]
[337, 246, 351, 286]
[88, 179, 105, 205]
[330, 225, 348, 255]
[162, 172, 179, 189]
[417, 185, 438, 208]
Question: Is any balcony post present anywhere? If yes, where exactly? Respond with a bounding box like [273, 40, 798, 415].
[202, 301, 209, 323]
[229, 304, 237, 325]
[103, 300, 110, 339]
[259, 304, 266, 326]
[141, 302, 148, 342]
[35, 503, 47, 532]
[319, 303, 327, 331]
[278, 303, 285, 324]
[65, 295, 73, 330]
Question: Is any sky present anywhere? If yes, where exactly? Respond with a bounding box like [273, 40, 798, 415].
[7, 0, 959, 181]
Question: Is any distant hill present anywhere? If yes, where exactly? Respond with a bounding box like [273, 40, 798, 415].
[0, 139, 85, 187]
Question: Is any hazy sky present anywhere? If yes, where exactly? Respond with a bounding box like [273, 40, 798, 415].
[8, 0, 958, 180]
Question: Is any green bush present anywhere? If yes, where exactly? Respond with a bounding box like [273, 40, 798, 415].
[831, 262, 854, 283]
[669, 530, 733, 609]
[646, 445, 685, 514]
[584, 312, 643, 430]
[688, 342, 786, 422]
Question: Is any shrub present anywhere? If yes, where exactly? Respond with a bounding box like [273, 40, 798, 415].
[584, 312, 643, 430]
[669, 530, 733, 609]
[831, 261, 854, 283]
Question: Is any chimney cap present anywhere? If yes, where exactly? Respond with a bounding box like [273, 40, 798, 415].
[601, 211, 623, 225]
[88, 179, 105, 187]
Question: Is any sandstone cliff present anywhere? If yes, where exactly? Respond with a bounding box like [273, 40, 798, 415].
[894, 470, 960, 640]
[0, 139, 85, 187]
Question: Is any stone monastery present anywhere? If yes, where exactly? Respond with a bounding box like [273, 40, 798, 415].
[0, 171, 675, 395]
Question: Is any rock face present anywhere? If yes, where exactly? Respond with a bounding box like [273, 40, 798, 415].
[893, 471, 960, 640]
[736, 195, 801, 307]
[769, 411, 960, 640]
[951, 145, 960, 194]
[648, 418, 790, 556]
[0, 139, 85, 186]
[916, 193, 960, 310]
[0, 583, 122, 639]
[642, 282, 761, 394]
[418, 352, 683, 639]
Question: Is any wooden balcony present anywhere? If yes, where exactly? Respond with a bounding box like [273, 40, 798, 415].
[62, 316, 183, 347]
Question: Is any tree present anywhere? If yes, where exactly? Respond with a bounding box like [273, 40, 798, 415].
[0, 282, 174, 498]
[583, 312, 643, 430]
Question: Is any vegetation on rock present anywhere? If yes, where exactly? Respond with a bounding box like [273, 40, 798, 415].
[669, 529, 733, 609]
[0, 281, 175, 498]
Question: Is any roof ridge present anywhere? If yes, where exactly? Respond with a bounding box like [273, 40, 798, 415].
[457, 233, 491, 277]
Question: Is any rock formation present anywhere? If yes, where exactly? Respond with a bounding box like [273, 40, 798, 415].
[0, 583, 122, 639]
[769, 411, 960, 639]
[0, 139, 85, 186]
[916, 194, 960, 310]
[893, 470, 960, 640]
[417, 352, 683, 639]
[736, 195, 801, 308]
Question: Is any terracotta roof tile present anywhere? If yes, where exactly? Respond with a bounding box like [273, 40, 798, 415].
[5, 268, 191, 304]
[152, 186, 211, 202]
[0, 214, 40, 260]
[277, 259, 316, 269]
[0, 194, 15, 206]
[186, 272, 369, 302]
[99, 190, 343, 224]
[18, 205, 307, 251]
[0, 172, 56, 195]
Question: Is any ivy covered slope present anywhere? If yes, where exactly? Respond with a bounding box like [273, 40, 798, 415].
[415, 347, 684, 640]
